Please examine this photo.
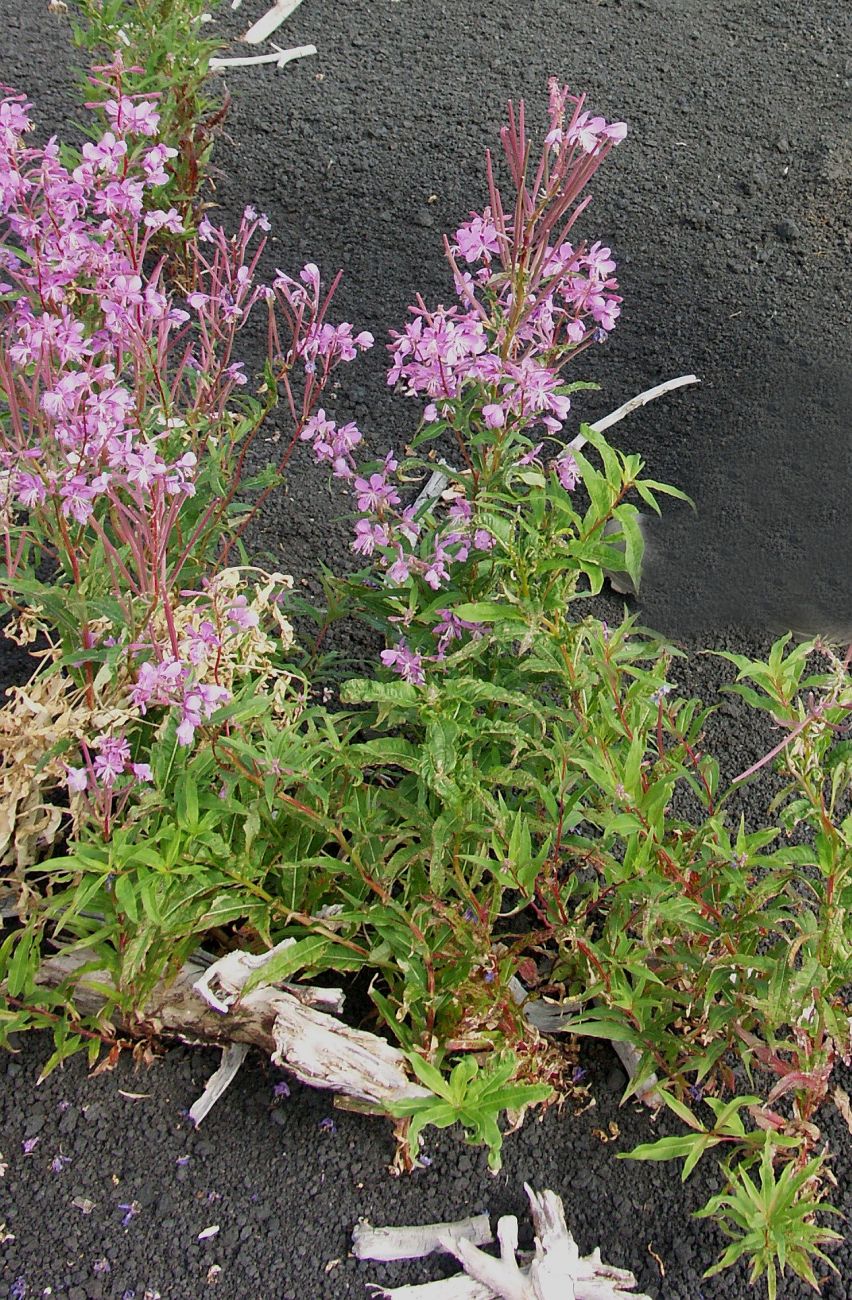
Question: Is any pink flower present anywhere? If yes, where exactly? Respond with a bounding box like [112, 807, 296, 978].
[448, 496, 473, 523]
[590, 294, 621, 332]
[92, 733, 131, 786]
[75, 132, 127, 180]
[567, 112, 608, 154]
[0, 96, 32, 145]
[299, 262, 320, 294]
[380, 642, 426, 685]
[603, 121, 628, 143]
[59, 474, 97, 524]
[453, 209, 501, 264]
[181, 620, 220, 665]
[584, 242, 617, 277]
[517, 442, 544, 467]
[432, 609, 485, 658]
[144, 207, 183, 234]
[354, 470, 400, 513]
[176, 683, 230, 746]
[423, 545, 450, 590]
[226, 595, 259, 631]
[103, 96, 161, 137]
[482, 403, 505, 429]
[16, 471, 46, 507]
[385, 548, 412, 584]
[352, 518, 389, 556]
[474, 529, 495, 551]
[142, 143, 178, 186]
[65, 766, 89, 794]
[130, 658, 185, 713]
[554, 453, 579, 491]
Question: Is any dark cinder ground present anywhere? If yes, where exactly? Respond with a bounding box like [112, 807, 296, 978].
[0, 1, 850, 1296]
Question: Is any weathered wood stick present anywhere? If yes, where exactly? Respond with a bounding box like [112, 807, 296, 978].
[189, 1042, 249, 1125]
[369, 1278, 493, 1300]
[568, 374, 700, 451]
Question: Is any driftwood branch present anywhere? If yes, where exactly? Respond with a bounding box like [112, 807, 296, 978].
[32, 943, 428, 1113]
[358, 1185, 653, 1300]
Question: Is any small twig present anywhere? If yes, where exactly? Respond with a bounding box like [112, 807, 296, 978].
[210, 42, 316, 70]
[567, 373, 700, 451]
[730, 699, 846, 785]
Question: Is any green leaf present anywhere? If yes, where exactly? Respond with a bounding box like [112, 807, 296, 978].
[340, 679, 420, 706]
[113, 873, 139, 924]
[450, 601, 526, 624]
[621, 1134, 704, 1163]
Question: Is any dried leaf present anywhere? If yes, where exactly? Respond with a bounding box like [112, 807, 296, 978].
[647, 1243, 666, 1276]
[833, 1085, 852, 1135]
[0, 654, 125, 870]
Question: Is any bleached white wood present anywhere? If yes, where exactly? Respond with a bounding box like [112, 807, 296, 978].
[359, 1186, 653, 1300]
[370, 1278, 492, 1299]
[353, 1213, 492, 1261]
[242, 0, 304, 45]
[568, 374, 700, 451]
[271, 993, 429, 1107]
[210, 43, 316, 70]
[188, 1042, 249, 1125]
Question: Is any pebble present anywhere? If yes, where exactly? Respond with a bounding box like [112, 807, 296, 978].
[774, 215, 801, 241]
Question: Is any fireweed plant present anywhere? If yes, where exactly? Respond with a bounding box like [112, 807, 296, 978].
[0, 71, 374, 870]
[71, 0, 228, 225]
[0, 75, 850, 1292]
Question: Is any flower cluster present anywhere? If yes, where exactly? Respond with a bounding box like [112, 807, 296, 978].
[341, 83, 620, 685]
[129, 659, 229, 746]
[66, 733, 152, 792]
[0, 88, 196, 535]
[389, 82, 626, 443]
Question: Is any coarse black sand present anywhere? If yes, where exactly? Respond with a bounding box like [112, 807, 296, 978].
[0, 1, 850, 1296]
